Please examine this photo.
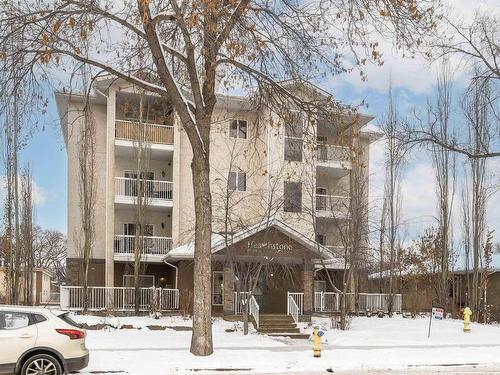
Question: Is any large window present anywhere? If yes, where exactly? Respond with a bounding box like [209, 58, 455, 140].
[212, 271, 224, 305]
[229, 119, 248, 139]
[228, 171, 247, 191]
[283, 182, 302, 213]
[284, 114, 303, 162]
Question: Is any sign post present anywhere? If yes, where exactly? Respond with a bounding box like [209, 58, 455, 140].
[428, 305, 444, 338]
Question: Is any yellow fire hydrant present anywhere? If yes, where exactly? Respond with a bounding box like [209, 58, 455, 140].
[312, 326, 322, 358]
[463, 307, 472, 333]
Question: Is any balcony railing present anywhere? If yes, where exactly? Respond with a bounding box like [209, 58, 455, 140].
[314, 292, 402, 313]
[315, 194, 350, 216]
[114, 235, 172, 256]
[316, 144, 351, 164]
[60, 286, 179, 311]
[115, 119, 174, 145]
[115, 177, 173, 201]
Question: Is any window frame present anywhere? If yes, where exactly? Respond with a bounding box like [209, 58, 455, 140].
[284, 113, 304, 162]
[315, 233, 327, 246]
[212, 271, 224, 306]
[0, 311, 32, 330]
[228, 171, 247, 192]
[123, 274, 155, 288]
[228, 119, 248, 140]
[283, 181, 302, 213]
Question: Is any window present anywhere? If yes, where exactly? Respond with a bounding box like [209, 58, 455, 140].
[212, 271, 224, 305]
[284, 138, 303, 162]
[314, 280, 326, 293]
[123, 223, 154, 236]
[0, 312, 30, 330]
[123, 274, 155, 287]
[315, 233, 327, 246]
[229, 119, 248, 139]
[228, 171, 246, 191]
[284, 113, 303, 162]
[33, 314, 47, 324]
[283, 182, 302, 213]
[57, 313, 81, 328]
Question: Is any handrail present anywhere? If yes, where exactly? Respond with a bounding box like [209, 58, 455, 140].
[113, 235, 172, 255]
[287, 292, 300, 324]
[316, 144, 351, 162]
[249, 295, 260, 328]
[315, 194, 350, 213]
[313, 292, 402, 313]
[59, 286, 179, 311]
[115, 119, 174, 145]
[114, 177, 173, 200]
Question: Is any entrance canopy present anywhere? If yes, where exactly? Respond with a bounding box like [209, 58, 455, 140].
[165, 218, 345, 269]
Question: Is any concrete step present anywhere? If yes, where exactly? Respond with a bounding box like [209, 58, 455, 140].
[259, 315, 294, 322]
[257, 327, 301, 334]
[258, 323, 297, 328]
[266, 333, 310, 339]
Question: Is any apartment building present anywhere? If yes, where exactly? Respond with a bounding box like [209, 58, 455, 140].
[56, 78, 381, 316]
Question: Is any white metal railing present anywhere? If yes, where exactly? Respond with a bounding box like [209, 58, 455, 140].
[287, 292, 300, 324]
[114, 235, 172, 256]
[358, 293, 402, 312]
[287, 292, 304, 315]
[60, 286, 179, 311]
[115, 177, 173, 201]
[316, 144, 351, 163]
[314, 292, 402, 313]
[233, 291, 251, 314]
[39, 291, 60, 305]
[315, 195, 350, 215]
[115, 119, 174, 145]
[249, 295, 260, 328]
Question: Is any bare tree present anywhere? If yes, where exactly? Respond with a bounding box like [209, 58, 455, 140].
[404, 12, 500, 159]
[32, 227, 67, 284]
[381, 86, 405, 315]
[1, 0, 441, 355]
[76, 90, 97, 313]
[461, 74, 494, 318]
[20, 166, 35, 305]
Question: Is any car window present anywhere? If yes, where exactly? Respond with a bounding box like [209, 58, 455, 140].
[58, 313, 81, 328]
[33, 314, 47, 324]
[0, 311, 30, 330]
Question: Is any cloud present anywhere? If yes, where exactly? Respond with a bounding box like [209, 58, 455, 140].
[0, 176, 47, 207]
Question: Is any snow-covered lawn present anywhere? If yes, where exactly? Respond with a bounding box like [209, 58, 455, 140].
[72, 314, 500, 374]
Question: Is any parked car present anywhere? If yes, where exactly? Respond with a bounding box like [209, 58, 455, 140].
[0, 306, 89, 375]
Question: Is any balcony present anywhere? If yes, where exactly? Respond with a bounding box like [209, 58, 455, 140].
[114, 177, 173, 208]
[315, 194, 350, 219]
[114, 235, 173, 262]
[115, 120, 174, 157]
[316, 144, 352, 173]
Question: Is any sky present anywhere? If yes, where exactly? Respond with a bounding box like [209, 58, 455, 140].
[4, 0, 499, 265]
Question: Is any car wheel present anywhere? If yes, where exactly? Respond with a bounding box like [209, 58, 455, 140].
[20, 353, 63, 375]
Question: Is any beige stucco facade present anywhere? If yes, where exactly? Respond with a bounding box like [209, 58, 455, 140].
[56, 79, 379, 313]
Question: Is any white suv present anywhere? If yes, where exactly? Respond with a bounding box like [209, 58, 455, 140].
[0, 306, 89, 375]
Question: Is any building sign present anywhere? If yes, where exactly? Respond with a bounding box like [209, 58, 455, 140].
[432, 307, 444, 320]
[247, 241, 293, 251]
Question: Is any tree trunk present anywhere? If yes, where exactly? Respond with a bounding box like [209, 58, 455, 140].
[189, 152, 213, 356]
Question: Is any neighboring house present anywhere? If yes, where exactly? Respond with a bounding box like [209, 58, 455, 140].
[368, 268, 500, 322]
[0, 267, 53, 305]
[56, 78, 381, 315]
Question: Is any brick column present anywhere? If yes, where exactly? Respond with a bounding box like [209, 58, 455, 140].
[223, 266, 235, 315]
[303, 261, 314, 315]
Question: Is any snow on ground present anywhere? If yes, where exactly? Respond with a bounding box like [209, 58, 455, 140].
[73, 314, 500, 374]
